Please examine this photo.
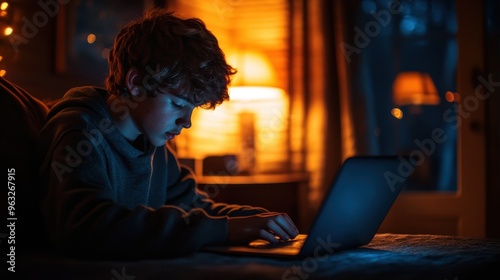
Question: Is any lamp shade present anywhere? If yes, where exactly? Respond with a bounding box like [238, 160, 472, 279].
[392, 72, 440, 106]
[227, 51, 277, 87]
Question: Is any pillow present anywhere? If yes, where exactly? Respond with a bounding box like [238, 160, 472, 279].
[0, 76, 50, 250]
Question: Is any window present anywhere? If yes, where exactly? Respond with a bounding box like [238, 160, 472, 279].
[345, 0, 458, 191]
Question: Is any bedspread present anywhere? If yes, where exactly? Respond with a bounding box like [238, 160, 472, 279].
[16, 233, 500, 280]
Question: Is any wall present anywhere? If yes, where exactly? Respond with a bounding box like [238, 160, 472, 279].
[2, 1, 145, 102]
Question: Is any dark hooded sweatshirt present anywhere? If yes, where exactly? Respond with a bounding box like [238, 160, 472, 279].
[36, 86, 267, 259]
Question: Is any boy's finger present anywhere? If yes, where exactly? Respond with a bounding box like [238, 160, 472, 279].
[266, 219, 290, 241]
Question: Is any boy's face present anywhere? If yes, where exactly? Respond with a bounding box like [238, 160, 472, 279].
[129, 88, 196, 147]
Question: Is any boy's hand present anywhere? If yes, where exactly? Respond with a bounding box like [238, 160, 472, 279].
[227, 212, 299, 244]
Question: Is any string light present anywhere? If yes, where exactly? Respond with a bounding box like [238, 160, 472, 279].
[0, 2, 13, 77]
[3, 26, 12, 36]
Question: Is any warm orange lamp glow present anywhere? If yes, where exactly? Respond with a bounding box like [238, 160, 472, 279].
[392, 72, 440, 106]
[228, 86, 288, 174]
[174, 51, 289, 175]
[229, 86, 285, 101]
[227, 51, 277, 87]
[445, 91, 460, 103]
[391, 108, 403, 119]
[224, 52, 288, 174]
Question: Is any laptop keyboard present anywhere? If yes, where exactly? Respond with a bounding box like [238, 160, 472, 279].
[249, 237, 305, 249]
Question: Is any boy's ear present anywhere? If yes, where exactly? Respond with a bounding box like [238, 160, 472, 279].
[125, 67, 142, 97]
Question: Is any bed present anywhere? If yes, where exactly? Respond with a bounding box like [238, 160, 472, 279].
[17, 233, 500, 280]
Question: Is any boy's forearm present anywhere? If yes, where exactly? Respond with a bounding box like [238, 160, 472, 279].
[43, 187, 228, 259]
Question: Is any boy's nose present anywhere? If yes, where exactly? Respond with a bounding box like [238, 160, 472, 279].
[182, 120, 191, 128]
[177, 115, 192, 129]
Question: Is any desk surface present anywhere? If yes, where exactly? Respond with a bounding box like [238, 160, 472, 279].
[196, 172, 310, 185]
[19, 234, 500, 280]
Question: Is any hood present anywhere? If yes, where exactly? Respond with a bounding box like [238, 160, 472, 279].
[46, 86, 110, 123]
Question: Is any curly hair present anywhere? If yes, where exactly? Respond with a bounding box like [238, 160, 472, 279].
[105, 8, 236, 109]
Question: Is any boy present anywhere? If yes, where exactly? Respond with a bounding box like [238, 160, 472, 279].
[36, 9, 298, 259]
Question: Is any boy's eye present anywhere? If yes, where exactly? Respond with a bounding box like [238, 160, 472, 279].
[171, 100, 184, 109]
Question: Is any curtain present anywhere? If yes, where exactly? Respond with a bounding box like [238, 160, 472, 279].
[289, 0, 346, 227]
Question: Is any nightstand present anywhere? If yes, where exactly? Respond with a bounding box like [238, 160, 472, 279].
[196, 172, 310, 230]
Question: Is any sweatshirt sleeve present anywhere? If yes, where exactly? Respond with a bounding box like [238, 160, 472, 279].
[164, 145, 270, 217]
[38, 130, 228, 260]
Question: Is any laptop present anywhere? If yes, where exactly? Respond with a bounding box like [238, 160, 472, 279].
[203, 155, 407, 258]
